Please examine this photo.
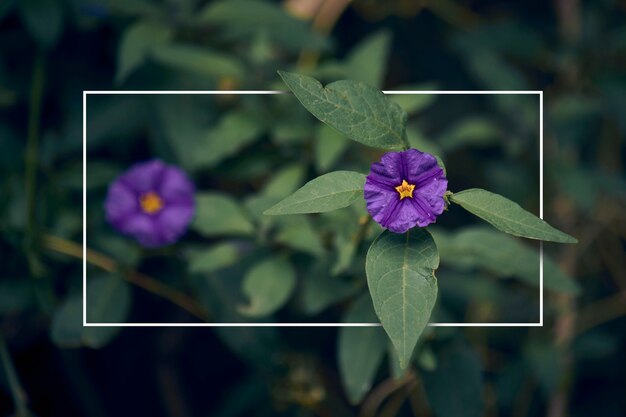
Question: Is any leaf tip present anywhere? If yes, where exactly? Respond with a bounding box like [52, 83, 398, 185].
[563, 235, 578, 244]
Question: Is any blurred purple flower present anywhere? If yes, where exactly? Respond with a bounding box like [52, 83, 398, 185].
[364, 149, 447, 233]
[105, 160, 195, 247]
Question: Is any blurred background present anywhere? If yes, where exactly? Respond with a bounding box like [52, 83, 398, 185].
[0, 0, 625, 416]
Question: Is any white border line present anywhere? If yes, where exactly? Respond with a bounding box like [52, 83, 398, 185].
[83, 90, 543, 327]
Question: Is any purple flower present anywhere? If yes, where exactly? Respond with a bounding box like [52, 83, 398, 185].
[105, 160, 195, 247]
[364, 149, 447, 233]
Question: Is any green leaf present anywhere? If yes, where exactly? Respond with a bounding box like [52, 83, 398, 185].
[188, 243, 240, 274]
[332, 233, 357, 276]
[262, 164, 306, 198]
[433, 226, 580, 294]
[18, 0, 63, 49]
[151, 44, 245, 80]
[238, 258, 296, 317]
[197, 0, 328, 53]
[300, 262, 358, 315]
[406, 126, 444, 159]
[338, 294, 388, 404]
[450, 189, 577, 243]
[264, 171, 366, 215]
[314, 124, 350, 173]
[192, 193, 254, 237]
[344, 30, 392, 88]
[366, 229, 439, 369]
[387, 84, 438, 115]
[193, 111, 265, 169]
[278, 71, 407, 150]
[422, 343, 484, 417]
[51, 275, 132, 349]
[438, 117, 501, 152]
[116, 20, 172, 84]
[84, 276, 132, 347]
[275, 217, 326, 257]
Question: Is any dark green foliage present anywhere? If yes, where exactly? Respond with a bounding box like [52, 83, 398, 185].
[0, 1, 624, 417]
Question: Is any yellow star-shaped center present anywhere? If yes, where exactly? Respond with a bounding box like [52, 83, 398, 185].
[395, 179, 415, 200]
[139, 191, 164, 214]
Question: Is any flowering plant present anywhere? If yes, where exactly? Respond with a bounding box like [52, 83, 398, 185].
[266, 72, 577, 369]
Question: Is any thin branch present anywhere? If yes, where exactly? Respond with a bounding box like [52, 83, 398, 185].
[359, 372, 415, 417]
[42, 235, 210, 322]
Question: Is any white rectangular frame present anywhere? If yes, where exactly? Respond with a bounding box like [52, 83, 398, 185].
[83, 90, 544, 327]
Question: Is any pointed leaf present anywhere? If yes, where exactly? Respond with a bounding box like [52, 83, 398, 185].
[151, 44, 245, 80]
[51, 275, 131, 349]
[192, 193, 254, 237]
[116, 20, 172, 83]
[264, 171, 366, 215]
[278, 71, 407, 150]
[450, 189, 577, 243]
[366, 229, 439, 369]
[188, 243, 240, 274]
[338, 294, 388, 404]
[238, 258, 296, 317]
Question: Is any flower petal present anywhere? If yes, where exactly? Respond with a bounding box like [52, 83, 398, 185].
[117, 213, 163, 247]
[155, 203, 195, 244]
[364, 180, 398, 224]
[119, 159, 167, 193]
[384, 199, 423, 233]
[364, 148, 448, 233]
[105, 180, 139, 227]
[158, 166, 195, 204]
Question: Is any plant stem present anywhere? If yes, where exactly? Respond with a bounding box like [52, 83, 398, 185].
[42, 235, 210, 322]
[0, 334, 29, 417]
[24, 53, 46, 278]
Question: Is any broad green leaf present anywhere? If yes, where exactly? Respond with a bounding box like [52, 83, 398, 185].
[433, 226, 580, 294]
[332, 233, 357, 276]
[438, 117, 501, 152]
[366, 229, 439, 369]
[18, 0, 63, 49]
[278, 71, 408, 150]
[50, 296, 83, 348]
[422, 343, 484, 417]
[387, 84, 438, 115]
[300, 260, 357, 315]
[192, 193, 254, 237]
[188, 243, 240, 274]
[344, 30, 392, 88]
[84, 276, 132, 347]
[92, 234, 141, 268]
[51, 275, 131, 349]
[275, 217, 325, 257]
[450, 189, 577, 243]
[314, 124, 349, 173]
[406, 126, 444, 159]
[194, 111, 264, 169]
[262, 164, 306, 198]
[416, 346, 438, 371]
[264, 171, 366, 215]
[197, 0, 328, 53]
[238, 258, 296, 317]
[116, 20, 172, 83]
[151, 44, 245, 80]
[338, 294, 388, 404]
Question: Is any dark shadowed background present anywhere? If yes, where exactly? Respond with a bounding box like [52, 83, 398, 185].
[0, 0, 625, 416]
